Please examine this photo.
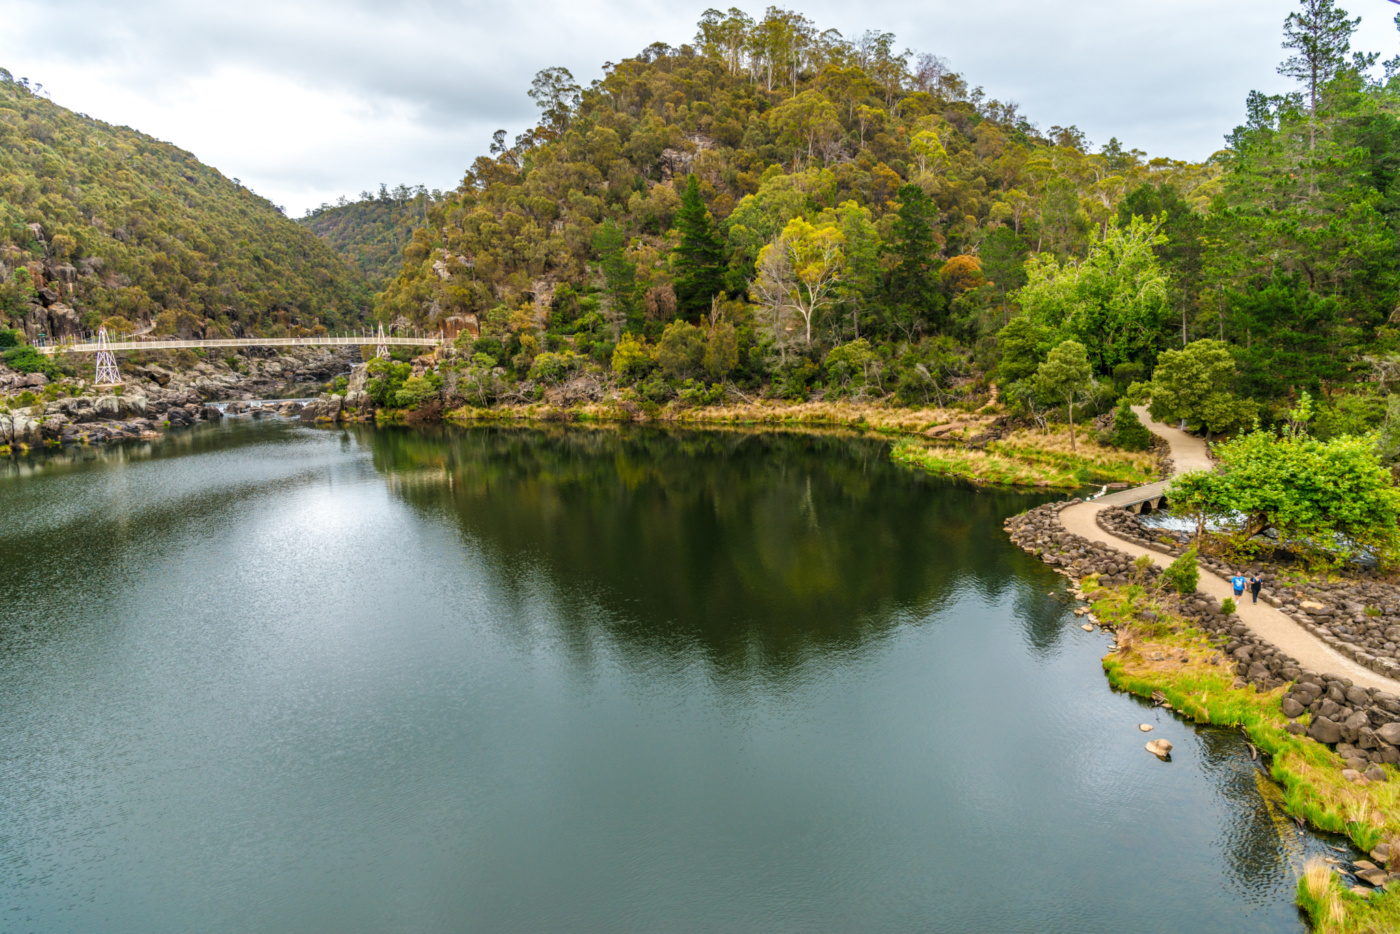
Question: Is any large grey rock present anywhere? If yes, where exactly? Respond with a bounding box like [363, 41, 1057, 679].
[1308, 716, 1343, 745]
[1281, 697, 1305, 719]
[1346, 685, 1371, 707]
[1376, 722, 1400, 746]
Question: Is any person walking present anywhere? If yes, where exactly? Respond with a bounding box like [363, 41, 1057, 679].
[1249, 575, 1262, 605]
[1231, 573, 1246, 600]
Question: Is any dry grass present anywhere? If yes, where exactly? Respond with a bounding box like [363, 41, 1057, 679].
[893, 427, 1158, 489]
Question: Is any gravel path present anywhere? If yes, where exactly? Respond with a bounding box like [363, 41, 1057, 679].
[1058, 407, 1400, 691]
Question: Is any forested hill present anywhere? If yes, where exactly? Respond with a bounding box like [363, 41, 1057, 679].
[377, 4, 1400, 436]
[299, 185, 441, 286]
[376, 7, 1217, 369]
[0, 70, 371, 342]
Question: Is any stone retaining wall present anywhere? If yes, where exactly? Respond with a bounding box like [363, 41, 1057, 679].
[1006, 501, 1400, 773]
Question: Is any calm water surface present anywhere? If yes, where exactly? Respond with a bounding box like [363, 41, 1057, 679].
[0, 422, 1334, 932]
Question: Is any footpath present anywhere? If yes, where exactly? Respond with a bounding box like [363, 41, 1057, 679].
[1057, 407, 1400, 693]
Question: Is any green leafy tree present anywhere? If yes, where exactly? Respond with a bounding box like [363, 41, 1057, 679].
[673, 175, 728, 320]
[1148, 339, 1255, 437]
[703, 321, 739, 379]
[1168, 429, 1400, 565]
[658, 320, 707, 380]
[1034, 340, 1094, 451]
[995, 315, 1056, 384]
[1015, 215, 1170, 374]
[611, 333, 654, 380]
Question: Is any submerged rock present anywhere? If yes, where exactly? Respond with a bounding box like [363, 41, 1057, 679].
[1145, 739, 1172, 760]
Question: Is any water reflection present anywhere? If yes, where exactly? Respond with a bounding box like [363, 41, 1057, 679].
[361, 424, 1058, 671]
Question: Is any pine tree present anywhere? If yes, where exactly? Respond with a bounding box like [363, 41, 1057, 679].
[883, 184, 943, 339]
[1278, 0, 1361, 150]
[673, 175, 727, 320]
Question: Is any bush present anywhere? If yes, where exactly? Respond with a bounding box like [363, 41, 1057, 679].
[394, 370, 443, 408]
[1162, 545, 1199, 594]
[611, 334, 654, 380]
[1109, 400, 1152, 451]
[1221, 597, 1237, 614]
[657, 320, 706, 380]
[528, 351, 579, 385]
[0, 328, 21, 348]
[3, 345, 60, 378]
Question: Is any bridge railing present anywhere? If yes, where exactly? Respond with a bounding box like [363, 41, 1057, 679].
[35, 335, 445, 355]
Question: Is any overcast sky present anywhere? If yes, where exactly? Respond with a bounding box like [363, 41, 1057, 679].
[3, 0, 1400, 216]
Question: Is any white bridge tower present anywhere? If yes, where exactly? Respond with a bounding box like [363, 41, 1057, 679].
[94, 327, 121, 386]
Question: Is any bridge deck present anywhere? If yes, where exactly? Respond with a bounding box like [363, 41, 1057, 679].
[36, 336, 444, 355]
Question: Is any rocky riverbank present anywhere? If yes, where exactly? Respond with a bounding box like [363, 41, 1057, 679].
[0, 346, 359, 450]
[1006, 499, 1400, 925]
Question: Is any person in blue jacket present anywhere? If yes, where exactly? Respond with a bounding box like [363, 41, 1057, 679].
[1231, 574, 1246, 599]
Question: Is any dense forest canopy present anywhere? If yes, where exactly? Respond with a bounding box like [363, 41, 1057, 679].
[0, 70, 371, 341]
[299, 184, 443, 286]
[370, 1, 1400, 434]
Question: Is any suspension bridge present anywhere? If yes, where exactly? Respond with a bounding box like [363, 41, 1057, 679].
[33, 325, 444, 386]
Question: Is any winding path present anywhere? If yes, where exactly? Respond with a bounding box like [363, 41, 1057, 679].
[1059, 407, 1400, 692]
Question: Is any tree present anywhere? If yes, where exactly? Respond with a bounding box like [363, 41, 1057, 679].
[1278, 0, 1360, 150]
[658, 320, 707, 379]
[1015, 215, 1170, 374]
[995, 315, 1055, 384]
[593, 220, 636, 341]
[1167, 429, 1400, 566]
[1034, 340, 1094, 451]
[704, 320, 739, 378]
[884, 184, 943, 339]
[1148, 339, 1255, 437]
[528, 67, 581, 134]
[754, 217, 844, 348]
[1109, 400, 1153, 451]
[673, 175, 728, 320]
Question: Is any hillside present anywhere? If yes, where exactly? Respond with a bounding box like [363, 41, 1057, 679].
[0, 70, 371, 342]
[299, 185, 441, 286]
[376, 8, 1219, 400]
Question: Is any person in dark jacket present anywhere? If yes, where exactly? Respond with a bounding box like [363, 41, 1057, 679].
[1249, 575, 1262, 605]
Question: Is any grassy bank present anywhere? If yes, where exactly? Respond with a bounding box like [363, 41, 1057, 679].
[1082, 578, 1399, 933]
[445, 399, 994, 434]
[892, 429, 1158, 489]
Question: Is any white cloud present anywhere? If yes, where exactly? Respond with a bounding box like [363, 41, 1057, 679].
[3, 0, 1398, 215]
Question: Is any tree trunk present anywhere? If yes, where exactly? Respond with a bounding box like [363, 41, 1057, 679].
[1068, 400, 1076, 452]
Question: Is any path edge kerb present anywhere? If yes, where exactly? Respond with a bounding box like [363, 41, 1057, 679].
[1052, 408, 1400, 694]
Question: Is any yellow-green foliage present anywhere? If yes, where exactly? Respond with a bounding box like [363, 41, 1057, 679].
[0, 75, 370, 331]
[1086, 582, 1400, 933]
[892, 428, 1157, 488]
[375, 15, 1217, 330]
[298, 187, 438, 286]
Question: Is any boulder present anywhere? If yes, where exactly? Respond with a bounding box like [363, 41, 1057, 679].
[1376, 722, 1400, 746]
[1346, 685, 1371, 707]
[1280, 697, 1305, 719]
[1308, 716, 1343, 745]
[1139, 724, 1153, 732]
[1364, 765, 1388, 783]
[1146, 739, 1173, 760]
[1342, 768, 1367, 783]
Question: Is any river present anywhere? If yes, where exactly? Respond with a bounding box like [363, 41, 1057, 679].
[0, 420, 1341, 932]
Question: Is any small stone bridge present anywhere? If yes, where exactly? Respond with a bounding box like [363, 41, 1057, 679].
[1092, 480, 1169, 515]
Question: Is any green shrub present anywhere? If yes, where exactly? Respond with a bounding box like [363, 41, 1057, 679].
[528, 351, 579, 385]
[393, 370, 443, 408]
[1109, 400, 1153, 451]
[1221, 597, 1236, 614]
[1162, 545, 1199, 595]
[0, 328, 21, 348]
[2, 345, 59, 378]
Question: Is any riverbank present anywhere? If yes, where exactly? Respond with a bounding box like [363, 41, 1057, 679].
[0, 345, 358, 452]
[441, 399, 1159, 489]
[1089, 581, 1400, 933]
[1007, 498, 1400, 930]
